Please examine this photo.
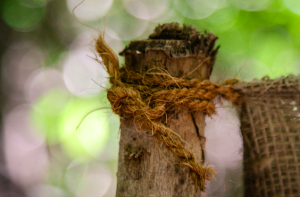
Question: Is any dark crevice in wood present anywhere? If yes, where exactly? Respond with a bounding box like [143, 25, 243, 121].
[191, 113, 200, 138]
[200, 142, 205, 163]
[116, 23, 214, 196]
[191, 112, 205, 163]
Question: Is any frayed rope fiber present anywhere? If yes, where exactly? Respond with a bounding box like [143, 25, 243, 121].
[95, 26, 242, 192]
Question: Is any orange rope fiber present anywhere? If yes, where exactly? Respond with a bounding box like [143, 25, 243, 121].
[95, 33, 241, 192]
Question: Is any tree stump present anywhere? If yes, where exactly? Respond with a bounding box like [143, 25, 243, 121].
[116, 23, 219, 197]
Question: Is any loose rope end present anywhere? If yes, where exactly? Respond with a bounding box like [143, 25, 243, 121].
[95, 25, 242, 192]
[95, 34, 120, 79]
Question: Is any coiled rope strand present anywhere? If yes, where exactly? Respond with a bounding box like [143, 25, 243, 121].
[95, 34, 241, 192]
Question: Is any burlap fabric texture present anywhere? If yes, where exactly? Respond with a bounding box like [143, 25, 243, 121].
[236, 75, 300, 197]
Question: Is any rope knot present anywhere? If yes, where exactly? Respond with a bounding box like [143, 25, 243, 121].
[96, 31, 242, 192]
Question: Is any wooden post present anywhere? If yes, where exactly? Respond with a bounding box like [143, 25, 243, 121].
[115, 23, 219, 197]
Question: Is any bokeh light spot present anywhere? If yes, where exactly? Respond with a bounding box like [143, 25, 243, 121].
[1, 0, 45, 31]
[123, 0, 170, 20]
[62, 47, 108, 97]
[27, 185, 67, 197]
[284, 0, 300, 15]
[58, 95, 110, 159]
[230, 0, 272, 11]
[249, 27, 295, 78]
[67, 0, 113, 21]
[203, 6, 239, 32]
[25, 68, 67, 104]
[65, 162, 112, 197]
[31, 89, 71, 144]
[174, 0, 218, 19]
[105, 6, 148, 40]
[5, 105, 48, 187]
[31, 91, 110, 160]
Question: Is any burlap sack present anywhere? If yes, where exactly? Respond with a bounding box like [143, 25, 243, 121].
[237, 75, 300, 197]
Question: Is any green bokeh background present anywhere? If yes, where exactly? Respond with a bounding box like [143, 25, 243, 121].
[1, 0, 300, 196]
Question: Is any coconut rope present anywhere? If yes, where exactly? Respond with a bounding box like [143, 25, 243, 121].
[95, 33, 242, 192]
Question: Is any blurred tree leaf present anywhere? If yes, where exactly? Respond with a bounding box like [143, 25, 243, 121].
[31, 89, 111, 160]
[1, 0, 45, 31]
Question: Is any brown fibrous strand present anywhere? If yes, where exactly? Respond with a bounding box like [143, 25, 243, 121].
[95, 30, 242, 192]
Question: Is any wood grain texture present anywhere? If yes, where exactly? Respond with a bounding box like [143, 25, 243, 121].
[117, 109, 204, 197]
[116, 24, 217, 197]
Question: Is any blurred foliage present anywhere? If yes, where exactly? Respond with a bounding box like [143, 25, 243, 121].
[31, 90, 111, 159]
[1, 0, 300, 196]
[2, 0, 46, 30]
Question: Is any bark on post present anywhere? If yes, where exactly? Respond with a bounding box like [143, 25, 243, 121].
[115, 23, 219, 197]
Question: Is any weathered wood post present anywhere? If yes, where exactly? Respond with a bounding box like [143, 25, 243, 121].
[114, 23, 219, 196]
[97, 21, 300, 197]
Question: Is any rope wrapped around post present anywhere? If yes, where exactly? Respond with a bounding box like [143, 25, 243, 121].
[95, 31, 242, 192]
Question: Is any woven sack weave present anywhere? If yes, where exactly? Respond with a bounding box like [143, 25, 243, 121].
[237, 75, 300, 197]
